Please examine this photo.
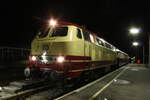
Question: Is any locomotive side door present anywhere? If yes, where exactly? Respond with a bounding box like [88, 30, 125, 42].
[82, 30, 91, 57]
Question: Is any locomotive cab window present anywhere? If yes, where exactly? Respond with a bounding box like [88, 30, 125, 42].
[51, 27, 68, 37]
[38, 27, 50, 38]
[77, 29, 82, 39]
[82, 30, 91, 42]
[38, 27, 68, 38]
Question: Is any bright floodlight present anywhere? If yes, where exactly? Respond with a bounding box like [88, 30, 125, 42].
[49, 19, 57, 27]
[132, 42, 139, 46]
[129, 27, 140, 35]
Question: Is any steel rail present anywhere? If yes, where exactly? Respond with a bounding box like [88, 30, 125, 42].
[0, 84, 52, 100]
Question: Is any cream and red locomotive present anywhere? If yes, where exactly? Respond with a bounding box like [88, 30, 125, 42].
[24, 19, 129, 82]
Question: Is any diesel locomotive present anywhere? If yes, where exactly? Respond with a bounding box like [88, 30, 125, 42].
[24, 19, 129, 83]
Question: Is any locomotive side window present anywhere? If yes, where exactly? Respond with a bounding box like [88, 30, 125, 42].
[77, 29, 82, 39]
[105, 42, 111, 49]
[96, 38, 104, 46]
[111, 46, 116, 51]
[51, 27, 68, 37]
[82, 30, 91, 42]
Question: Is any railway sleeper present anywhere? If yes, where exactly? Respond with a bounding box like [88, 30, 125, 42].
[1, 79, 49, 94]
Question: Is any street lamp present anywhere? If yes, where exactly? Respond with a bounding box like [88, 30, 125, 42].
[129, 27, 145, 64]
[149, 34, 150, 67]
[132, 42, 139, 46]
[48, 18, 58, 27]
[129, 27, 140, 35]
[132, 42, 139, 62]
[129, 27, 150, 66]
[132, 41, 145, 64]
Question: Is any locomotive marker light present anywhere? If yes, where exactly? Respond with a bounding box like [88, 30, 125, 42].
[57, 56, 65, 63]
[49, 18, 58, 27]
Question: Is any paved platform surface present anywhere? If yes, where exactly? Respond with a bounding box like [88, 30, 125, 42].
[55, 64, 150, 100]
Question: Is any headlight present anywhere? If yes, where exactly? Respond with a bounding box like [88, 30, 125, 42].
[57, 56, 65, 63]
[31, 56, 37, 61]
[41, 55, 48, 63]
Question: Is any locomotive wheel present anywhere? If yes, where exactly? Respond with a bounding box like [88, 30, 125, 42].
[24, 68, 41, 80]
[62, 78, 74, 91]
[76, 71, 91, 85]
[41, 70, 51, 81]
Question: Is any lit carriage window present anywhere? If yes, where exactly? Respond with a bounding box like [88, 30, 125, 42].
[77, 29, 82, 39]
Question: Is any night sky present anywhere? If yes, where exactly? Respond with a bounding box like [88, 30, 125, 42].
[0, 0, 149, 60]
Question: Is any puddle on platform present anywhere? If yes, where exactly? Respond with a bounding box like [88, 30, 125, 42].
[130, 68, 139, 71]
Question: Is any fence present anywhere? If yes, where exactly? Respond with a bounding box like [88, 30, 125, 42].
[0, 47, 30, 61]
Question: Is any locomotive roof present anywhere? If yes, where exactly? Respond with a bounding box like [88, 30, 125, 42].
[58, 21, 128, 56]
[58, 21, 95, 34]
[59, 22, 115, 46]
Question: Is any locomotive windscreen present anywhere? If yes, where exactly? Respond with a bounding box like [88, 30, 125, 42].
[38, 26, 68, 38]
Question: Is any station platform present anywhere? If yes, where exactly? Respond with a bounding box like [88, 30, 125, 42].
[55, 64, 150, 100]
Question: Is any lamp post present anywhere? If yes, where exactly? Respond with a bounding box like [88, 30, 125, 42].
[148, 34, 150, 67]
[129, 27, 145, 64]
[129, 27, 150, 66]
[132, 42, 139, 62]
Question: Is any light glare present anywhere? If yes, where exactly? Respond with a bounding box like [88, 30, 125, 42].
[57, 56, 64, 63]
[0, 86, 2, 91]
[41, 52, 48, 63]
[31, 56, 36, 61]
[49, 19, 57, 27]
[129, 27, 140, 34]
[132, 42, 139, 46]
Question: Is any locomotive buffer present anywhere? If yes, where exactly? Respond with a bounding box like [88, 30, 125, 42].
[55, 64, 150, 100]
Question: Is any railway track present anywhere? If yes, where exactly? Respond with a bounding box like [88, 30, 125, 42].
[0, 79, 64, 100]
[0, 67, 119, 100]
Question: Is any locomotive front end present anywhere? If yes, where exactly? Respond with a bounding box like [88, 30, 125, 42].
[24, 19, 86, 82]
[24, 19, 71, 80]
